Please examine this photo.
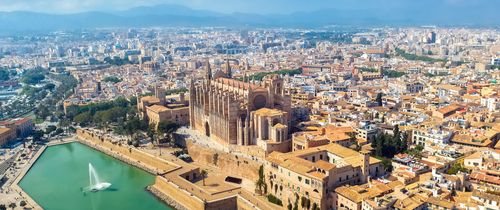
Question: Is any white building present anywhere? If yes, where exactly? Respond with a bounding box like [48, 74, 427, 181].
[412, 127, 453, 146]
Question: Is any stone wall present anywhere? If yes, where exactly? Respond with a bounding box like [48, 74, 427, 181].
[76, 129, 178, 174]
[206, 196, 237, 210]
[148, 175, 209, 210]
[186, 140, 260, 182]
[77, 129, 273, 210]
[148, 186, 189, 210]
[237, 196, 258, 210]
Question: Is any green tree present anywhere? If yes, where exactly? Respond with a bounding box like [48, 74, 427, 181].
[266, 194, 283, 206]
[447, 162, 469, 174]
[399, 133, 408, 153]
[395, 48, 447, 63]
[392, 125, 401, 153]
[102, 76, 122, 83]
[374, 134, 384, 157]
[383, 70, 406, 78]
[43, 83, 56, 91]
[21, 70, 45, 84]
[381, 158, 394, 172]
[256, 165, 267, 195]
[32, 130, 44, 142]
[147, 124, 155, 142]
[157, 121, 180, 144]
[165, 88, 189, 95]
[358, 67, 378, 72]
[407, 145, 424, 159]
[312, 203, 318, 210]
[45, 125, 57, 134]
[36, 104, 51, 120]
[0, 204, 6, 210]
[0, 69, 10, 81]
[245, 68, 302, 81]
[9, 70, 17, 77]
[300, 196, 306, 208]
[8, 203, 16, 210]
[119, 117, 148, 139]
[73, 112, 93, 126]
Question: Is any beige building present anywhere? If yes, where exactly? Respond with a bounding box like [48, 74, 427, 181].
[335, 182, 401, 210]
[292, 126, 356, 151]
[0, 118, 34, 138]
[432, 104, 463, 119]
[390, 81, 424, 94]
[362, 195, 397, 210]
[265, 144, 383, 210]
[189, 60, 292, 154]
[464, 149, 499, 171]
[0, 127, 16, 146]
[137, 87, 189, 128]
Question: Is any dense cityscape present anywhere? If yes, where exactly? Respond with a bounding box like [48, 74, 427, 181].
[0, 1, 500, 210]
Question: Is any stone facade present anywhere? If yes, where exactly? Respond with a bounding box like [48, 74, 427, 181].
[0, 127, 16, 147]
[265, 144, 384, 210]
[137, 87, 189, 128]
[189, 60, 292, 154]
[0, 118, 34, 138]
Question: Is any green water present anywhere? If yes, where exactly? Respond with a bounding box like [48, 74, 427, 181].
[19, 142, 173, 210]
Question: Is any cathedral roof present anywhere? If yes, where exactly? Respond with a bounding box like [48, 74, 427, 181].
[141, 96, 160, 104]
[147, 104, 169, 113]
[253, 108, 286, 117]
[214, 77, 260, 90]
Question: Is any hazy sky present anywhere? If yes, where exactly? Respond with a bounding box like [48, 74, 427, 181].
[0, 0, 497, 14]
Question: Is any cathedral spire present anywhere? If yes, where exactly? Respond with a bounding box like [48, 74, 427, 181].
[205, 59, 212, 80]
[245, 58, 250, 71]
[189, 76, 195, 90]
[225, 55, 232, 78]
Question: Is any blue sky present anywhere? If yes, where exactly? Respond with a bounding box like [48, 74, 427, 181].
[0, 0, 497, 14]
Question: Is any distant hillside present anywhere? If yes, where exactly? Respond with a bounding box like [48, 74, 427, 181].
[0, 3, 499, 33]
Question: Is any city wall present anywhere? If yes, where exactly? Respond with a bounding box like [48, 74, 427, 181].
[76, 129, 277, 210]
[186, 140, 261, 182]
[149, 176, 205, 210]
[76, 129, 179, 174]
[151, 176, 241, 210]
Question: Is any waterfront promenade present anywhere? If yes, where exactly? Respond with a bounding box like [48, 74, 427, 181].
[1, 128, 283, 210]
[0, 138, 76, 210]
[76, 128, 282, 210]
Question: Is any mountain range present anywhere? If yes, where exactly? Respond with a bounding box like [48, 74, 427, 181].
[0, 4, 499, 33]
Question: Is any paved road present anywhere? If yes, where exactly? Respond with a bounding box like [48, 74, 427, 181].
[0, 153, 18, 177]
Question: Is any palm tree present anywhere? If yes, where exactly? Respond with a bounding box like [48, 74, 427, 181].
[8, 203, 16, 210]
[200, 170, 208, 186]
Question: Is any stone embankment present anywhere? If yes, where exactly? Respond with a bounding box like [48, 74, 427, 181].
[79, 139, 160, 174]
[76, 129, 179, 175]
[147, 186, 189, 210]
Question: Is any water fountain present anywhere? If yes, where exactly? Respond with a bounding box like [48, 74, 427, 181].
[86, 163, 111, 192]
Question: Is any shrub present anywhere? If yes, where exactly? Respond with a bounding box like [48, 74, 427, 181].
[267, 194, 283, 206]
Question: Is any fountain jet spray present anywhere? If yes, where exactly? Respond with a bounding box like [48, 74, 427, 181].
[84, 163, 111, 192]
